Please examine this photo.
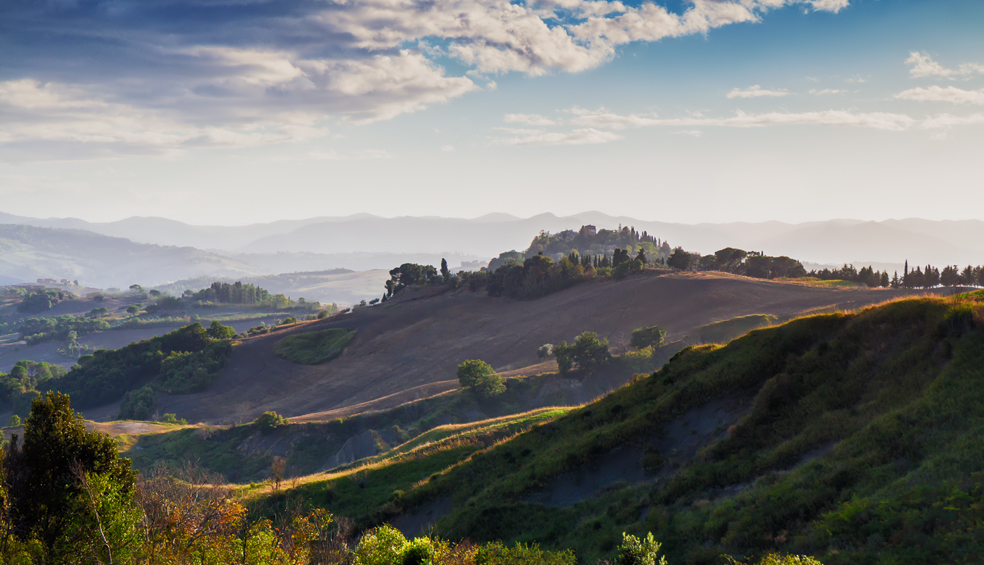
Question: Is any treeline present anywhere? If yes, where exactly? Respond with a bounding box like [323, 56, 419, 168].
[810, 262, 984, 289]
[193, 281, 271, 305]
[0, 361, 68, 414]
[0, 392, 817, 565]
[490, 224, 672, 271]
[17, 314, 110, 346]
[0, 322, 237, 419]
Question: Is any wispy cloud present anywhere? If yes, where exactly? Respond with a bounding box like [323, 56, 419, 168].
[810, 88, 846, 96]
[493, 128, 623, 146]
[504, 114, 558, 126]
[727, 85, 791, 99]
[674, 130, 704, 137]
[906, 52, 984, 79]
[569, 107, 920, 131]
[895, 86, 984, 105]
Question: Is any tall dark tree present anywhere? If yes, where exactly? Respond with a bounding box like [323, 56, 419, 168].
[635, 247, 647, 265]
[5, 392, 136, 562]
[440, 258, 451, 283]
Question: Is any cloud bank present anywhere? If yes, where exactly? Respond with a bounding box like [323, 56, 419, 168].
[1, 0, 850, 159]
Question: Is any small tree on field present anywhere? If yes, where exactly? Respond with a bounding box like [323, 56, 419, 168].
[441, 258, 451, 282]
[8, 414, 20, 427]
[207, 320, 237, 340]
[254, 411, 289, 432]
[554, 332, 611, 375]
[537, 344, 554, 359]
[456, 360, 505, 398]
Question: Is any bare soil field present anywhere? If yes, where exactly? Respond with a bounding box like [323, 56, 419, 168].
[140, 272, 940, 425]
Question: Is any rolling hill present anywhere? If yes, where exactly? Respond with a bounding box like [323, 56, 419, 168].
[248, 290, 984, 565]
[127, 272, 934, 425]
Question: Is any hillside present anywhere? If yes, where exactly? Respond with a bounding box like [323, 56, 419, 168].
[136, 272, 931, 425]
[252, 291, 984, 565]
[0, 224, 257, 288]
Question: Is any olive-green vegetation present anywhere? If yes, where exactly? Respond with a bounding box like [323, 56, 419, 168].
[261, 293, 984, 565]
[456, 360, 505, 398]
[692, 314, 778, 344]
[274, 328, 357, 365]
[0, 322, 238, 420]
[0, 360, 70, 417]
[554, 331, 612, 375]
[17, 314, 111, 345]
[630, 326, 666, 350]
[15, 288, 75, 314]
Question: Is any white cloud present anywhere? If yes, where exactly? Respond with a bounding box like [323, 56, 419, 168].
[493, 128, 623, 145]
[504, 113, 558, 126]
[674, 130, 703, 137]
[920, 113, 984, 130]
[441, 145, 456, 152]
[895, 86, 984, 105]
[568, 106, 917, 131]
[727, 85, 790, 99]
[906, 52, 984, 79]
[810, 88, 846, 95]
[568, 106, 660, 129]
[0, 79, 325, 159]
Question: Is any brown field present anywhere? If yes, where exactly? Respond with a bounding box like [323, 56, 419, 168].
[132, 272, 940, 425]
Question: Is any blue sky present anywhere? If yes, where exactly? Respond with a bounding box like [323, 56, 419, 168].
[1, 0, 982, 225]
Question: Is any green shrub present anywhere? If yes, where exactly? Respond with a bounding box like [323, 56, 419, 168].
[401, 537, 435, 565]
[254, 411, 288, 432]
[161, 413, 187, 425]
[8, 414, 20, 427]
[274, 329, 356, 365]
[630, 326, 666, 349]
[353, 525, 408, 565]
[475, 541, 576, 565]
[457, 359, 495, 388]
[616, 533, 666, 565]
[117, 386, 156, 420]
[554, 331, 611, 375]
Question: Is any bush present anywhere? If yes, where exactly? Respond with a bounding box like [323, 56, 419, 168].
[616, 532, 666, 565]
[457, 359, 494, 388]
[401, 537, 434, 565]
[537, 344, 554, 359]
[206, 320, 237, 339]
[553, 332, 612, 375]
[353, 524, 408, 565]
[254, 411, 288, 432]
[630, 326, 666, 349]
[8, 414, 20, 427]
[475, 541, 577, 565]
[117, 386, 156, 420]
[161, 413, 187, 425]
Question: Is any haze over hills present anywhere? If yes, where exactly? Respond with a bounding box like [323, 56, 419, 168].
[3, 211, 983, 269]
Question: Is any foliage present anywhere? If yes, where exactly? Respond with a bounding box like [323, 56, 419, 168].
[16, 289, 74, 314]
[3, 392, 136, 562]
[553, 332, 612, 375]
[616, 532, 666, 565]
[274, 329, 357, 365]
[386, 263, 441, 296]
[7, 415, 20, 427]
[255, 411, 289, 432]
[537, 344, 554, 359]
[18, 314, 110, 346]
[118, 386, 157, 420]
[33, 323, 232, 409]
[457, 360, 505, 399]
[206, 320, 237, 339]
[630, 326, 666, 349]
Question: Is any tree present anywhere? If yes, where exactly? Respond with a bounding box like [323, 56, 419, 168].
[457, 359, 495, 389]
[441, 258, 451, 282]
[635, 247, 647, 265]
[617, 532, 666, 565]
[254, 411, 288, 432]
[4, 392, 137, 562]
[554, 332, 611, 375]
[941, 265, 961, 287]
[537, 344, 553, 359]
[206, 320, 237, 340]
[630, 325, 666, 349]
[666, 247, 693, 270]
[7, 415, 19, 428]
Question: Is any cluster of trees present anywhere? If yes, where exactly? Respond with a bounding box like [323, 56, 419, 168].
[809, 262, 984, 289]
[17, 315, 110, 346]
[524, 225, 672, 264]
[554, 332, 612, 375]
[0, 361, 68, 413]
[193, 281, 271, 305]
[16, 289, 75, 314]
[667, 247, 808, 280]
[384, 262, 452, 298]
[0, 321, 238, 421]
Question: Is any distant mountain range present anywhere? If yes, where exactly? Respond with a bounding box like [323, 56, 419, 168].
[1, 212, 982, 293]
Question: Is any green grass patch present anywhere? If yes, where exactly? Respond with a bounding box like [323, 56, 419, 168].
[274, 328, 356, 365]
[693, 314, 778, 344]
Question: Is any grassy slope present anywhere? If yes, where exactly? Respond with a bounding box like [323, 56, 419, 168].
[254, 292, 984, 565]
[274, 328, 357, 364]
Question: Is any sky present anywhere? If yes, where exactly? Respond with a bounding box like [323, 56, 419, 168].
[1, 0, 983, 225]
